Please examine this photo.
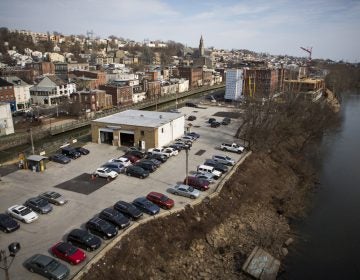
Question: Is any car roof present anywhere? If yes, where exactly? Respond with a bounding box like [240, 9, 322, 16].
[31, 254, 53, 266]
[69, 228, 87, 237]
[148, 191, 164, 198]
[134, 197, 147, 203]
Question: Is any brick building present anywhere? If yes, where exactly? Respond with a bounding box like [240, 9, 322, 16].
[70, 70, 106, 89]
[0, 78, 16, 111]
[99, 84, 133, 107]
[144, 80, 161, 99]
[178, 67, 203, 88]
[71, 89, 112, 111]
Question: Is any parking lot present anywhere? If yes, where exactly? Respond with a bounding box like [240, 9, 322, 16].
[0, 105, 245, 280]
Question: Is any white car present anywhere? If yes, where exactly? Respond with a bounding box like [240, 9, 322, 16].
[7, 205, 39, 223]
[147, 148, 170, 158]
[94, 167, 118, 179]
[108, 157, 131, 167]
[163, 147, 178, 156]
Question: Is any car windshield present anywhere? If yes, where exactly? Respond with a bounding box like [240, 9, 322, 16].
[67, 246, 77, 255]
[188, 186, 194, 192]
[84, 233, 94, 242]
[37, 199, 48, 207]
[160, 195, 169, 202]
[46, 259, 59, 271]
[51, 192, 61, 198]
[20, 208, 32, 215]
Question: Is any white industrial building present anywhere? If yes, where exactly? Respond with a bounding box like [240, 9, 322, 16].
[225, 69, 244, 101]
[0, 102, 15, 136]
[91, 110, 185, 150]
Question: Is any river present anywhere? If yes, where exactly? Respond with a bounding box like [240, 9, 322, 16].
[281, 91, 360, 279]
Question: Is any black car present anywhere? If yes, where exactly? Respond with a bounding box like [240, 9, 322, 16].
[204, 159, 229, 173]
[126, 150, 146, 159]
[75, 147, 90, 155]
[187, 115, 196, 121]
[114, 201, 143, 220]
[141, 159, 161, 168]
[210, 121, 221, 128]
[99, 208, 130, 229]
[134, 161, 156, 173]
[25, 197, 53, 214]
[208, 118, 216, 123]
[167, 144, 183, 151]
[67, 229, 101, 251]
[50, 154, 71, 164]
[61, 146, 81, 159]
[185, 102, 198, 108]
[132, 197, 160, 215]
[85, 217, 118, 240]
[0, 213, 20, 233]
[186, 132, 200, 139]
[146, 153, 168, 163]
[126, 165, 150, 178]
[221, 117, 231, 125]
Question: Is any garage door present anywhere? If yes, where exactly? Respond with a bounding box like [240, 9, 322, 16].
[99, 128, 113, 144]
[120, 130, 134, 147]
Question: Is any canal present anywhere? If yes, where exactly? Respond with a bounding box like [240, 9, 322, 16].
[281, 91, 360, 279]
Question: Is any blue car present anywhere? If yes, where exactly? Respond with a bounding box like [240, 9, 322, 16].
[132, 197, 160, 215]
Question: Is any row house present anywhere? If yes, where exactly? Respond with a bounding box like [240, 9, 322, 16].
[160, 83, 178, 96]
[143, 80, 161, 99]
[54, 62, 90, 80]
[178, 67, 203, 88]
[0, 78, 16, 111]
[29, 76, 76, 106]
[2, 76, 31, 111]
[99, 84, 133, 107]
[202, 70, 213, 86]
[71, 90, 112, 111]
[69, 70, 106, 90]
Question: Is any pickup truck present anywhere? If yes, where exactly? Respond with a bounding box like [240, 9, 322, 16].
[147, 148, 171, 158]
[220, 143, 245, 153]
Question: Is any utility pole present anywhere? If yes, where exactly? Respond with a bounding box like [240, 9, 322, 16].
[29, 128, 34, 154]
[185, 147, 189, 185]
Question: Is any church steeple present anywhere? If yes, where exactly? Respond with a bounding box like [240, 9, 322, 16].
[199, 35, 204, 57]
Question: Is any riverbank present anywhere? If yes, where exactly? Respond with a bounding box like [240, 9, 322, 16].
[80, 96, 339, 280]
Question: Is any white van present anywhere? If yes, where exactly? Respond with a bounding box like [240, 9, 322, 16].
[197, 164, 222, 179]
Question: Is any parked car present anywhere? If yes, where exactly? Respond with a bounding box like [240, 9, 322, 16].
[75, 147, 90, 155]
[181, 136, 195, 143]
[125, 150, 146, 159]
[147, 148, 171, 158]
[24, 254, 70, 280]
[134, 161, 157, 173]
[167, 144, 183, 151]
[194, 172, 215, 183]
[184, 176, 210, 191]
[39, 191, 67, 206]
[187, 115, 196, 121]
[99, 208, 130, 229]
[221, 117, 231, 125]
[101, 162, 125, 174]
[163, 147, 179, 156]
[109, 157, 131, 167]
[210, 121, 221, 128]
[125, 165, 149, 178]
[61, 146, 81, 159]
[121, 153, 141, 163]
[67, 229, 101, 252]
[25, 197, 53, 214]
[212, 155, 235, 166]
[142, 158, 161, 168]
[94, 167, 118, 179]
[146, 192, 174, 209]
[146, 153, 168, 163]
[114, 200, 143, 220]
[7, 205, 38, 223]
[185, 102, 198, 108]
[186, 132, 200, 139]
[49, 154, 71, 164]
[0, 213, 20, 233]
[173, 141, 191, 149]
[132, 197, 160, 215]
[208, 118, 216, 123]
[204, 159, 229, 173]
[167, 184, 200, 199]
[85, 217, 118, 240]
[220, 143, 245, 153]
[51, 241, 86, 265]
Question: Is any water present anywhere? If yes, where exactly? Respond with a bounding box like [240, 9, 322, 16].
[282, 91, 360, 279]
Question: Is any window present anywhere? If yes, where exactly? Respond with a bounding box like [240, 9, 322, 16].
[161, 128, 164, 133]
[141, 131, 144, 136]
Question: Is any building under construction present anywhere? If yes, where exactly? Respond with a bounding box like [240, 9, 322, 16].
[242, 68, 279, 98]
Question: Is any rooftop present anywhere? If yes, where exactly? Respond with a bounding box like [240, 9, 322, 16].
[92, 109, 184, 128]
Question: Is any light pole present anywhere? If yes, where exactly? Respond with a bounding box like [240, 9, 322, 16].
[29, 128, 35, 154]
[185, 147, 189, 185]
[0, 242, 21, 280]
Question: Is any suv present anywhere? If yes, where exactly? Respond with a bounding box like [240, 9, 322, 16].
[61, 147, 81, 159]
[208, 118, 216, 123]
[94, 167, 118, 179]
[67, 229, 101, 251]
[85, 217, 118, 239]
[24, 197, 53, 214]
[99, 208, 130, 229]
[212, 155, 235, 166]
[204, 159, 229, 173]
[221, 117, 231, 125]
[114, 201, 143, 220]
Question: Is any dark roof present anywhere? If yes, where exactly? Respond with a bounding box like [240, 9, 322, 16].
[0, 78, 13, 87]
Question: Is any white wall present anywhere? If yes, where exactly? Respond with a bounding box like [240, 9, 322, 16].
[157, 115, 185, 147]
[0, 103, 14, 135]
[225, 69, 243, 101]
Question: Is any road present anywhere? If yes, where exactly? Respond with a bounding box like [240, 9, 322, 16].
[0, 104, 244, 280]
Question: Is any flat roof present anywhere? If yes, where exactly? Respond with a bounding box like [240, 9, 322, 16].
[92, 109, 184, 128]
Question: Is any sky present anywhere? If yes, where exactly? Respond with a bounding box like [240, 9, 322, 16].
[1, 0, 359, 62]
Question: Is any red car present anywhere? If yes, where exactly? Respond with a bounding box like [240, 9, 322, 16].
[184, 176, 210, 191]
[122, 154, 140, 163]
[51, 241, 86, 265]
[146, 192, 174, 209]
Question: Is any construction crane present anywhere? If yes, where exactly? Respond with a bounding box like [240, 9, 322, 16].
[300, 46, 312, 61]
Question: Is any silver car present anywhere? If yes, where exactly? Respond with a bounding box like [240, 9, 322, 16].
[212, 155, 235, 166]
[194, 172, 215, 183]
[167, 184, 200, 199]
[39, 191, 68, 206]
